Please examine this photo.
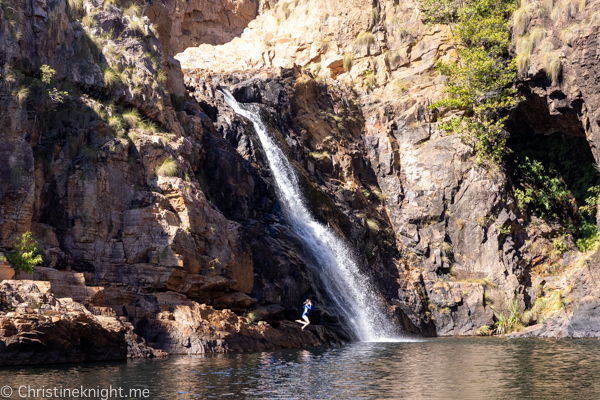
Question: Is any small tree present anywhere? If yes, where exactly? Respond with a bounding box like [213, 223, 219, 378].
[5, 232, 43, 276]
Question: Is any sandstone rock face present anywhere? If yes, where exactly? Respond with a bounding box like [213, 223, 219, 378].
[0, 280, 163, 365]
[145, 0, 259, 56]
[176, 0, 600, 338]
[3, 0, 600, 360]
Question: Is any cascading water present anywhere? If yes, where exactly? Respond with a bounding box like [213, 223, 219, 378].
[222, 90, 399, 342]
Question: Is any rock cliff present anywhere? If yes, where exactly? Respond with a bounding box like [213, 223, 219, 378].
[2, 0, 600, 366]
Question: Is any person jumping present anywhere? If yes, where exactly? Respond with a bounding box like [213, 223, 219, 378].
[295, 299, 312, 331]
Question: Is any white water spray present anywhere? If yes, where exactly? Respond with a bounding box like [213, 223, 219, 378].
[223, 90, 400, 341]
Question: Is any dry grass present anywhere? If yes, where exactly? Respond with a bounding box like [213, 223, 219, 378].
[544, 52, 562, 84]
[552, 0, 576, 21]
[385, 50, 402, 69]
[370, 7, 379, 27]
[354, 31, 375, 50]
[156, 157, 177, 177]
[366, 219, 380, 232]
[122, 109, 140, 127]
[580, 0, 587, 12]
[530, 27, 547, 49]
[364, 71, 377, 91]
[441, 241, 454, 255]
[12, 86, 29, 105]
[127, 18, 145, 37]
[1, 65, 16, 88]
[343, 54, 353, 72]
[319, 39, 330, 54]
[125, 4, 141, 18]
[513, 8, 529, 36]
[517, 36, 533, 54]
[539, 40, 554, 55]
[517, 52, 530, 77]
[560, 24, 579, 43]
[103, 67, 119, 89]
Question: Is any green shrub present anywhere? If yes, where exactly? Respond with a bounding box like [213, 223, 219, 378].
[417, 0, 519, 165]
[576, 220, 599, 252]
[5, 232, 43, 276]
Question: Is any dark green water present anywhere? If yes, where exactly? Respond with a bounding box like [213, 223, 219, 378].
[2, 338, 600, 399]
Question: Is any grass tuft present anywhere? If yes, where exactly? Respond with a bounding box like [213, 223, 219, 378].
[156, 157, 177, 177]
[12, 86, 29, 105]
[513, 8, 529, 36]
[103, 67, 119, 89]
[517, 52, 530, 77]
[354, 31, 375, 51]
[125, 4, 141, 18]
[516, 36, 533, 55]
[529, 27, 547, 49]
[370, 8, 379, 27]
[319, 39, 330, 54]
[544, 53, 562, 85]
[127, 18, 145, 37]
[477, 325, 492, 336]
[366, 219, 380, 232]
[122, 109, 140, 127]
[343, 54, 353, 72]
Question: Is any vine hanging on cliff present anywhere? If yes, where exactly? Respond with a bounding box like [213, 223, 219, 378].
[417, 0, 520, 164]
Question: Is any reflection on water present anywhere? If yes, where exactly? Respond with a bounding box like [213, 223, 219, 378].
[2, 338, 600, 399]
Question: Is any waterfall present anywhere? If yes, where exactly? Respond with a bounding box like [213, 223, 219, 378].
[222, 90, 399, 342]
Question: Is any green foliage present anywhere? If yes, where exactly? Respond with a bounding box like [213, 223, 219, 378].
[5, 232, 43, 276]
[552, 238, 568, 255]
[575, 220, 599, 252]
[508, 131, 600, 251]
[514, 156, 570, 216]
[40, 65, 56, 85]
[418, 0, 519, 164]
[493, 296, 522, 335]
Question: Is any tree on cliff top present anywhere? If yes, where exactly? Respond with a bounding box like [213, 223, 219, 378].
[5, 232, 43, 276]
[417, 0, 520, 164]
